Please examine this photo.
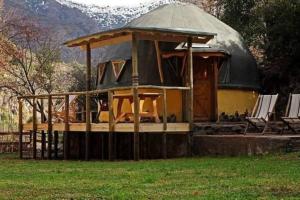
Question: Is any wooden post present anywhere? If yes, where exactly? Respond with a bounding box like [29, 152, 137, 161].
[187, 38, 194, 129]
[108, 90, 114, 161]
[162, 88, 167, 158]
[101, 134, 104, 160]
[64, 94, 70, 160]
[85, 43, 92, 161]
[86, 43, 92, 91]
[154, 41, 164, 84]
[54, 131, 58, 159]
[132, 33, 140, 161]
[40, 99, 45, 159]
[47, 95, 53, 159]
[18, 99, 23, 159]
[41, 131, 45, 159]
[32, 98, 37, 159]
[40, 99, 45, 123]
[187, 38, 193, 157]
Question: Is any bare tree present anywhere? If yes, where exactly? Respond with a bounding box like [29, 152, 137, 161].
[0, 10, 75, 108]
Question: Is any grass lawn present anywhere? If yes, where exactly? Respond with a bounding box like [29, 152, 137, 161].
[0, 153, 299, 199]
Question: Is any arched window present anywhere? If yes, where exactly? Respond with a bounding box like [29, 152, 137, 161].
[97, 63, 106, 85]
[112, 60, 126, 81]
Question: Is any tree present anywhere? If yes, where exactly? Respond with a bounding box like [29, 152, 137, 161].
[0, 11, 75, 99]
[221, 0, 264, 47]
[259, 0, 300, 111]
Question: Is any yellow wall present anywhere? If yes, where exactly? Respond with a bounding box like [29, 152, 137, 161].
[217, 89, 258, 115]
[100, 88, 258, 122]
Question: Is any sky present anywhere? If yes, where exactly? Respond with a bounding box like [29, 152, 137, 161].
[70, 0, 155, 7]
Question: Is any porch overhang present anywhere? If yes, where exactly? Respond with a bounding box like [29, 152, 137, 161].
[63, 27, 217, 50]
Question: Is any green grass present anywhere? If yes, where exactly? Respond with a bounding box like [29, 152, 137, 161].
[0, 153, 300, 199]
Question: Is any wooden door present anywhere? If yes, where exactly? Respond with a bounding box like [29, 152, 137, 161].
[193, 57, 217, 122]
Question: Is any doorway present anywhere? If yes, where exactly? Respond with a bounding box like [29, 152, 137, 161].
[193, 57, 218, 122]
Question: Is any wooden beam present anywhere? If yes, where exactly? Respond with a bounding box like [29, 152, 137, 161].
[63, 94, 70, 160]
[47, 95, 53, 160]
[132, 33, 140, 161]
[20, 85, 190, 99]
[80, 34, 132, 50]
[154, 41, 164, 84]
[108, 90, 114, 161]
[161, 51, 227, 59]
[40, 99, 45, 123]
[85, 93, 91, 161]
[162, 89, 168, 131]
[54, 131, 59, 159]
[18, 99, 23, 159]
[187, 38, 194, 129]
[86, 43, 92, 91]
[136, 32, 211, 44]
[85, 43, 92, 161]
[162, 88, 168, 159]
[41, 131, 45, 159]
[40, 99, 46, 159]
[32, 98, 37, 159]
[22, 122, 190, 133]
[187, 38, 193, 157]
[181, 55, 187, 77]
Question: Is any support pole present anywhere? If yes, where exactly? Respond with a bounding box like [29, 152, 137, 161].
[41, 131, 45, 159]
[187, 38, 193, 157]
[32, 98, 37, 159]
[132, 33, 140, 161]
[47, 95, 53, 159]
[154, 41, 164, 84]
[40, 99, 45, 159]
[18, 99, 23, 159]
[108, 90, 114, 161]
[187, 38, 194, 129]
[54, 131, 58, 159]
[64, 94, 70, 160]
[162, 88, 167, 158]
[85, 43, 92, 161]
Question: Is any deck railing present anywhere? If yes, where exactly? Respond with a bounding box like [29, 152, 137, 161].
[18, 85, 192, 160]
[18, 85, 191, 129]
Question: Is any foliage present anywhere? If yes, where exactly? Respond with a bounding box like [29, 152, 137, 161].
[68, 61, 97, 92]
[0, 153, 299, 199]
[257, 0, 300, 114]
[0, 9, 77, 95]
[220, 0, 264, 47]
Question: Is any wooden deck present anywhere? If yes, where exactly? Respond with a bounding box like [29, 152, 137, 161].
[23, 123, 190, 133]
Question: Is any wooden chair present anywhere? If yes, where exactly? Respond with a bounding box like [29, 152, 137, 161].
[96, 94, 109, 123]
[281, 93, 300, 133]
[52, 95, 78, 123]
[244, 94, 278, 134]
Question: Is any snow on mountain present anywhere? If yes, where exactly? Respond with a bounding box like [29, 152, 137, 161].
[57, 0, 176, 30]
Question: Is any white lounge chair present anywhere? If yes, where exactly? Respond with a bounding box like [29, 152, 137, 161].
[244, 94, 278, 134]
[281, 94, 300, 133]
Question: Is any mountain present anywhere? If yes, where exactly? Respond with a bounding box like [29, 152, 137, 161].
[57, 0, 175, 30]
[3, 0, 175, 62]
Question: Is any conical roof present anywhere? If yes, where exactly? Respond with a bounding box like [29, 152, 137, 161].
[99, 3, 260, 90]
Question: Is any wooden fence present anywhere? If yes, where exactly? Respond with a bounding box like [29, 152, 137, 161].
[0, 132, 31, 153]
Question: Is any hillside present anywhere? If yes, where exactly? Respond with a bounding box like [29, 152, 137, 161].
[3, 0, 175, 62]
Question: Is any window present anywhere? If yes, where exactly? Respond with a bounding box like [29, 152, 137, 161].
[97, 63, 106, 84]
[112, 60, 126, 81]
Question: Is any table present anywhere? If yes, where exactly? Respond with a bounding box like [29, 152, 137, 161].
[114, 93, 161, 123]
